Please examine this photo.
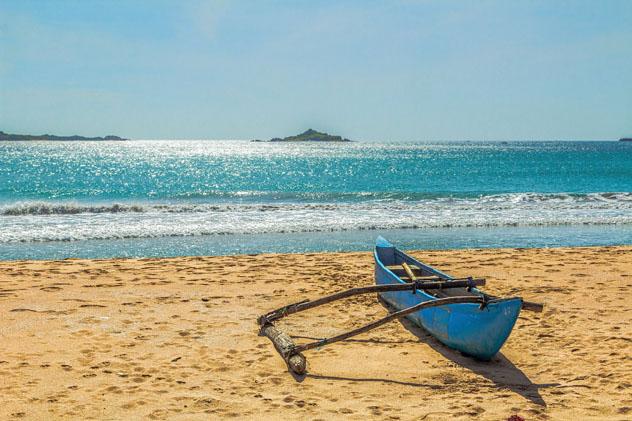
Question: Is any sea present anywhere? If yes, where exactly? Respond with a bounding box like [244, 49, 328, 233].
[1, 140, 631, 260]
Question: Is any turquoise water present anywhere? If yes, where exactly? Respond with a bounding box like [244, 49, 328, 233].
[1, 140, 631, 259]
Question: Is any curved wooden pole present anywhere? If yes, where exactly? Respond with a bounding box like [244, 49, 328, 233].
[292, 296, 484, 355]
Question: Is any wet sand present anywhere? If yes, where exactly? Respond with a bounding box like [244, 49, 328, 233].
[1, 246, 631, 420]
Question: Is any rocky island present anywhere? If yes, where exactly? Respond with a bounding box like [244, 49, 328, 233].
[253, 129, 352, 142]
[619, 138, 632, 142]
[0, 130, 127, 141]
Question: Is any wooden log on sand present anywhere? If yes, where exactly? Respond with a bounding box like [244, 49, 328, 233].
[259, 323, 306, 375]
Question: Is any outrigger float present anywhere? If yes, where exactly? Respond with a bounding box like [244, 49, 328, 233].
[257, 237, 543, 375]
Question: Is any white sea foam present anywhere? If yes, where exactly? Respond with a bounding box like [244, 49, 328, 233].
[1, 202, 146, 215]
[1, 192, 631, 243]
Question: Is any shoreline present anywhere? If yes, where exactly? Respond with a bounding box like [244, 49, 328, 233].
[1, 245, 631, 419]
[3, 224, 632, 261]
[2, 242, 631, 263]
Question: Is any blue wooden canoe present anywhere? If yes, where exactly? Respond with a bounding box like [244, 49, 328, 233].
[374, 236, 522, 360]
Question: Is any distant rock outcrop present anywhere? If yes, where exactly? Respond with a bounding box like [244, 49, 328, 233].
[619, 138, 632, 142]
[0, 130, 127, 141]
[253, 129, 352, 143]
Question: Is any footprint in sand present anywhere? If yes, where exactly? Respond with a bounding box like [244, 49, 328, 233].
[40, 286, 63, 292]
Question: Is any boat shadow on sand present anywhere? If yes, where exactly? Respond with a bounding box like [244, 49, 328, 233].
[397, 315, 553, 406]
[296, 300, 555, 406]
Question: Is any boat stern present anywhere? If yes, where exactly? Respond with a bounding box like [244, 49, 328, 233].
[437, 298, 523, 360]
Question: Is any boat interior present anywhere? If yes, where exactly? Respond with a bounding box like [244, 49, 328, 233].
[384, 262, 479, 299]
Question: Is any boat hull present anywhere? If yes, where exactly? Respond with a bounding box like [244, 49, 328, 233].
[374, 237, 521, 360]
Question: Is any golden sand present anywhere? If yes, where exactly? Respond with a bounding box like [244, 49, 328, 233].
[1, 246, 631, 420]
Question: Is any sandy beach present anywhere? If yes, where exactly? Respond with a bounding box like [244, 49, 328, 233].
[1, 246, 631, 420]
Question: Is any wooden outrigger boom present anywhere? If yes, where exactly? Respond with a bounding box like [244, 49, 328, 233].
[259, 278, 486, 325]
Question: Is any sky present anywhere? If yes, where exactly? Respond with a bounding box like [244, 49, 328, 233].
[1, 0, 631, 141]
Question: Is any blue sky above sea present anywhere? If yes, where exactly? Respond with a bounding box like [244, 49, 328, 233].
[1, 0, 631, 141]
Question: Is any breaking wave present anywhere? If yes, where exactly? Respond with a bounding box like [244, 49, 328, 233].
[1, 202, 146, 216]
[1, 192, 631, 243]
[2, 192, 631, 216]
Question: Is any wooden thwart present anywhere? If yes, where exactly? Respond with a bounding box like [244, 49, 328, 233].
[385, 264, 422, 272]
